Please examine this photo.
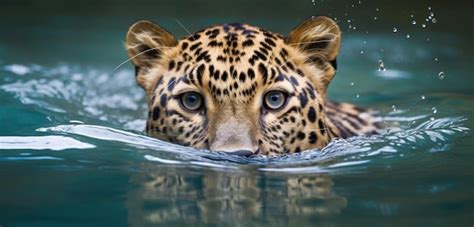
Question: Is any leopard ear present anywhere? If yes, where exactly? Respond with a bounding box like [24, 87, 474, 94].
[287, 16, 341, 64]
[126, 20, 178, 68]
[286, 16, 341, 92]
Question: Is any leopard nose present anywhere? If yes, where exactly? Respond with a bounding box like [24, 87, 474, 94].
[226, 150, 254, 157]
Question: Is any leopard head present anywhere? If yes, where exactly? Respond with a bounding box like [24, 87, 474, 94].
[126, 17, 341, 156]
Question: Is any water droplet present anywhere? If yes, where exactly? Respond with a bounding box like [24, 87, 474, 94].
[352, 26, 357, 30]
[431, 107, 437, 114]
[430, 12, 435, 17]
[434, 58, 439, 61]
[363, 41, 367, 44]
[350, 82, 355, 86]
[376, 8, 379, 11]
[360, 50, 364, 54]
[391, 105, 397, 112]
[410, 14, 414, 18]
[438, 71, 445, 80]
[421, 95, 425, 100]
[406, 34, 410, 39]
[422, 24, 427, 28]
[378, 60, 386, 71]
[373, 16, 378, 21]
[356, 94, 360, 98]
[431, 18, 437, 23]
[358, 0, 362, 4]
[428, 6, 432, 10]
[393, 27, 398, 33]
[430, 117, 435, 121]
[347, 19, 351, 23]
[411, 20, 417, 25]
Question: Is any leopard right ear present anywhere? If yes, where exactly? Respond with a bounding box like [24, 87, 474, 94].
[126, 20, 178, 68]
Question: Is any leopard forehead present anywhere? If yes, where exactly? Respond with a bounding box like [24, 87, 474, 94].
[153, 23, 324, 104]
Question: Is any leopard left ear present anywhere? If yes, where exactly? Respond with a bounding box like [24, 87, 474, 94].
[126, 20, 178, 92]
[126, 20, 178, 68]
[286, 16, 341, 91]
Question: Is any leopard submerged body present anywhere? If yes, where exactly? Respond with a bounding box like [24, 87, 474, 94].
[126, 16, 381, 156]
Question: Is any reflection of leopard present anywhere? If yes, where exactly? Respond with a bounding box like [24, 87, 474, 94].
[126, 16, 381, 156]
[127, 165, 347, 226]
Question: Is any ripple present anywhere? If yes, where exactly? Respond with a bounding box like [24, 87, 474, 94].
[0, 135, 95, 150]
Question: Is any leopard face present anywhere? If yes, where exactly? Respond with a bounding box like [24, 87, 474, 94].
[126, 17, 342, 156]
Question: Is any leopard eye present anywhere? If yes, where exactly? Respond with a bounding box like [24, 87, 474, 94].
[180, 92, 203, 112]
[264, 90, 288, 111]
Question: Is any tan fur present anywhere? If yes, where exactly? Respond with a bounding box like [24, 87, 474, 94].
[125, 17, 381, 156]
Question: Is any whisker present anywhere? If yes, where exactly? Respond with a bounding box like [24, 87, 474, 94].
[113, 47, 163, 72]
[175, 19, 192, 36]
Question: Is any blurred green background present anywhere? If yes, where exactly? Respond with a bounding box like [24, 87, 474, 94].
[1, 0, 472, 66]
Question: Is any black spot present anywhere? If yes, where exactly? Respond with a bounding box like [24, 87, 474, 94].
[294, 146, 301, 153]
[196, 51, 209, 62]
[297, 131, 305, 140]
[286, 62, 295, 71]
[152, 107, 160, 120]
[299, 93, 308, 108]
[221, 71, 228, 81]
[264, 38, 276, 47]
[290, 76, 299, 86]
[160, 94, 167, 107]
[275, 74, 285, 82]
[208, 40, 218, 47]
[308, 107, 316, 122]
[188, 34, 200, 41]
[318, 119, 326, 134]
[254, 50, 267, 60]
[247, 69, 255, 80]
[308, 131, 317, 144]
[242, 39, 254, 47]
[239, 72, 246, 82]
[181, 42, 189, 50]
[190, 42, 201, 51]
[167, 78, 176, 91]
[213, 70, 220, 80]
[260, 42, 272, 51]
[196, 64, 205, 86]
[168, 60, 176, 70]
[258, 63, 268, 83]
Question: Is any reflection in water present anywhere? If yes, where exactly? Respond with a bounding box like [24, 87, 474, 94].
[127, 164, 346, 226]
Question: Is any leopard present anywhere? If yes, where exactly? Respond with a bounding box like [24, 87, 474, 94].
[125, 16, 381, 157]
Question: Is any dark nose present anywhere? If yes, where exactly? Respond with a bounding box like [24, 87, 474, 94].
[226, 150, 254, 157]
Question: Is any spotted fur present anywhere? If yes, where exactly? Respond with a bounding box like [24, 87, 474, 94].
[126, 17, 381, 156]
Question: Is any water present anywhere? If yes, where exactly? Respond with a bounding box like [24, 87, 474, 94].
[1, 0, 473, 226]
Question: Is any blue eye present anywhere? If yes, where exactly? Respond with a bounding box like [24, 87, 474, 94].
[180, 92, 203, 111]
[264, 91, 287, 110]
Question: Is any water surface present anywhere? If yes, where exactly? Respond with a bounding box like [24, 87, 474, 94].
[0, 0, 473, 226]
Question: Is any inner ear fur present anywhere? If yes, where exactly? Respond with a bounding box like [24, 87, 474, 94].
[126, 20, 178, 68]
[286, 16, 341, 93]
[126, 20, 177, 92]
[286, 16, 341, 62]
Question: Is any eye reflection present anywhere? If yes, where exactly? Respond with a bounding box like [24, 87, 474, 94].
[180, 92, 203, 111]
[264, 91, 287, 110]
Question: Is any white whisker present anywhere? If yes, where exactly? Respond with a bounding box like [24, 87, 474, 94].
[175, 19, 192, 36]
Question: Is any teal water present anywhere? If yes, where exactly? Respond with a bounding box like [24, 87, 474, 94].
[1, 0, 473, 226]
